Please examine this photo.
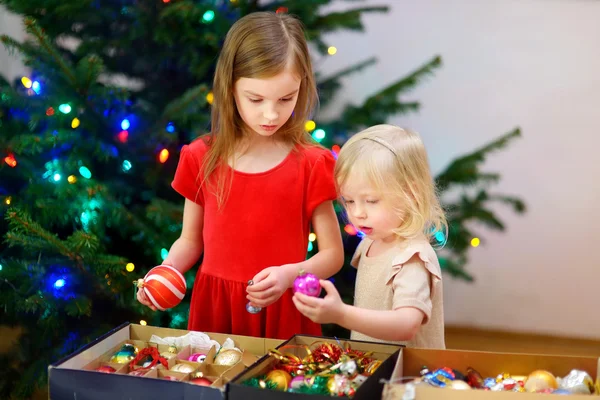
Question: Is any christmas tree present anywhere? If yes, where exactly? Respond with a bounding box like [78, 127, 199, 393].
[0, 1, 525, 398]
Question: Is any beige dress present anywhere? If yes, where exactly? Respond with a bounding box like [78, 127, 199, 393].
[349, 236, 445, 349]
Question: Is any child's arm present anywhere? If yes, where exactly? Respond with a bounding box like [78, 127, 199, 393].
[162, 199, 205, 274]
[293, 280, 425, 342]
[137, 199, 204, 310]
[247, 201, 343, 308]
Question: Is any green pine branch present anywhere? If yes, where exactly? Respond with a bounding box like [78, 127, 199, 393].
[436, 128, 522, 192]
[317, 57, 377, 108]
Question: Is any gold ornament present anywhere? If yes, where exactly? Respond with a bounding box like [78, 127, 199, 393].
[170, 363, 195, 373]
[214, 348, 242, 366]
[365, 359, 382, 375]
[449, 380, 472, 390]
[160, 345, 178, 358]
[524, 370, 558, 392]
[266, 369, 292, 391]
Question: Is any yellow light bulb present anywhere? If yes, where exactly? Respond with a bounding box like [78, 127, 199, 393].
[126, 262, 135, 272]
[5, 197, 12, 205]
[304, 120, 316, 131]
[327, 46, 337, 55]
[71, 118, 80, 129]
[470, 237, 480, 247]
[140, 320, 147, 326]
[68, 175, 77, 184]
[308, 233, 317, 242]
[206, 91, 214, 105]
[21, 77, 32, 88]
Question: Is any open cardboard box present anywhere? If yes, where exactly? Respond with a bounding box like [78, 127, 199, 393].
[228, 334, 402, 400]
[48, 322, 284, 400]
[382, 347, 600, 399]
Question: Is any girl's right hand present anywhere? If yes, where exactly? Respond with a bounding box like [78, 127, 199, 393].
[136, 288, 157, 311]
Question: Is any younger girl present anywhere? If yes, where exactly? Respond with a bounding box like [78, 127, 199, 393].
[137, 12, 344, 339]
[293, 124, 446, 348]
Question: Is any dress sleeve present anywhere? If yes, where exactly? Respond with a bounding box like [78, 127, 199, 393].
[171, 143, 206, 206]
[305, 150, 337, 219]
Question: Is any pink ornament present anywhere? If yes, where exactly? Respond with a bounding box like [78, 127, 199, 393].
[289, 375, 308, 390]
[293, 272, 321, 297]
[188, 353, 207, 362]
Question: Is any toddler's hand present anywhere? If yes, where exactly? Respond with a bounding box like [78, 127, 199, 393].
[136, 287, 157, 311]
[292, 279, 343, 324]
[246, 265, 294, 308]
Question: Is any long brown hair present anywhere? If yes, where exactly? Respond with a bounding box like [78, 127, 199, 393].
[202, 12, 318, 207]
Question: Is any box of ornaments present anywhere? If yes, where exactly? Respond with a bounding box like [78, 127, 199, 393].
[48, 322, 285, 400]
[228, 334, 403, 400]
[381, 347, 600, 399]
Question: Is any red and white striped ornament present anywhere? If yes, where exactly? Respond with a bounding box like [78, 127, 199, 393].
[137, 265, 186, 310]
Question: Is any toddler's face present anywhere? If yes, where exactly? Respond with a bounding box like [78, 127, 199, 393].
[340, 177, 402, 243]
[234, 70, 300, 139]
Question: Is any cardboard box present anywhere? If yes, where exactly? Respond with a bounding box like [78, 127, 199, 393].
[48, 322, 284, 400]
[228, 334, 402, 400]
[382, 347, 600, 399]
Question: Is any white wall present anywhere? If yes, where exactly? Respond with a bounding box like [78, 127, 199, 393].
[2, 1, 599, 339]
[0, 7, 26, 82]
[317, 0, 600, 339]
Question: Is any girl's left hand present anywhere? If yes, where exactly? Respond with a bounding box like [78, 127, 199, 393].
[246, 265, 295, 308]
[292, 279, 343, 324]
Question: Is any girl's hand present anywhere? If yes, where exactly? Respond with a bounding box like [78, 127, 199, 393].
[136, 287, 157, 311]
[292, 279, 344, 324]
[246, 265, 295, 308]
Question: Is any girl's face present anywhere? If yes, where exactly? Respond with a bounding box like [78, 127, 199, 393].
[340, 175, 403, 243]
[234, 70, 300, 139]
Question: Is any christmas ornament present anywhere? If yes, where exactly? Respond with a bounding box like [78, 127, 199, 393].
[266, 369, 292, 391]
[110, 343, 138, 363]
[449, 380, 471, 390]
[188, 352, 207, 362]
[214, 348, 242, 366]
[246, 279, 262, 314]
[129, 347, 169, 370]
[293, 270, 321, 297]
[524, 370, 558, 392]
[95, 365, 116, 373]
[289, 375, 308, 390]
[128, 369, 149, 377]
[163, 375, 179, 381]
[160, 345, 178, 359]
[190, 376, 213, 386]
[136, 265, 186, 310]
[171, 363, 195, 373]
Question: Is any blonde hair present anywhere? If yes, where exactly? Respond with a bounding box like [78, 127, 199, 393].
[335, 124, 447, 245]
[201, 12, 318, 207]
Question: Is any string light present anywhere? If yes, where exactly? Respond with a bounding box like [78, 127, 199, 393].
[166, 122, 175, 133]
[206, 91, 214, 105]
[46, 107, 55, 116]
[53, 278, 66, 289]
[79, 166, 92, 179]
[32, 81, 41, 95]
[304, 120, 316, 131]
[308, 233, 317, 242]
[0, 264, 3, 271]
[21, 77, 32, 88]
[202, 10, 215, 23]
[344, 224, 358, 235]
[53, 173, 61, 182]
[140, 320, 147, 325]
[332, 144, 341, 155]
[307, 242, 314, 252]
[327, 46, 337, 55]
[471, 237, 480, 247]
[122, 160, 132, 172]
[68, 175, 77, 184]
[4, 155, 17, 167]
[126, 263, 135, 272]
[434, 231, 446, 244]
[71, 118, 80, 129]
[162, 0, 170, 2]
[312, 128, 326, 142]
[5, 197, 11, 205]
[276, 6, 288, 14]
[58, 104, 71, 114]
[158, 149, 169, 163]
[161, 248, 169, 260]
[120, 118, 130, 130]
[117, 130, 128, 143]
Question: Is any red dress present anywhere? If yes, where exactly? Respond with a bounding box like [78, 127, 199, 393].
[171, 138, 337, 339]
